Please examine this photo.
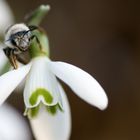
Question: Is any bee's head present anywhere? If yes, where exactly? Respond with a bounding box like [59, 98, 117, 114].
[5, 23, 31, 51]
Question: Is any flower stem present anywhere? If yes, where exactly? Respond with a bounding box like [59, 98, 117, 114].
[27, 5, 51, 26]
[29, 28, 50, 58]
[27, 4, 50, 58]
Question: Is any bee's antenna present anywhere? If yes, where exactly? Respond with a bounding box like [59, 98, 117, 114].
[28, 25, 38, 31]
[22, 25, 38, 37]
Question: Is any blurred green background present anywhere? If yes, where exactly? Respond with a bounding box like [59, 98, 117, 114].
[7, 0, 140, 139]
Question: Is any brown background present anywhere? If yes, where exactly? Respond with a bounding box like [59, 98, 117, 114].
[6, 0, 140, 140]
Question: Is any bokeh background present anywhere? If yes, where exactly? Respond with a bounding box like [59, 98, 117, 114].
[6, 0, 140, 139]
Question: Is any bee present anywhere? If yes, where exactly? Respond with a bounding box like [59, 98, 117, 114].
[4, 23, 41, 69]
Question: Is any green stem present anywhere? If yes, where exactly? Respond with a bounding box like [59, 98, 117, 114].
[27, 5, 51, 26]
[27, 4, 50, 58]
[29, 28, 50, 58]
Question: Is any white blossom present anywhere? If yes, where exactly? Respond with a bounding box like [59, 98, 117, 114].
[0, 103, 31, 140]
[0, 55, 108, 139]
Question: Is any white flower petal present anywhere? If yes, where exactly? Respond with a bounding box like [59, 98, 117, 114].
[0, 103, 31, 140]
[30, 82, 71, 140]
[24, 57, 60, 108]
[0, 0, 14, 34]
[49, 61, 108, 110]
[0, 63, 31, 106]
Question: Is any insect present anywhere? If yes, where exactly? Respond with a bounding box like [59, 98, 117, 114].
[4, 23, 42, 69]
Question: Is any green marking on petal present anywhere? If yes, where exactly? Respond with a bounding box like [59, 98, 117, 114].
[58, 103, 64, 112]
[24, 103, 63, 118]
[46, 104, 63, 115]
[46, 106, 57, 115]
[30, 106, 40, 118]
[29, 88, 53, 106]
[24, 105, 40, 118]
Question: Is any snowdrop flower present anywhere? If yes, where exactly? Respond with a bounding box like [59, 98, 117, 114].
[0, 4, 108, 140]
[0, 103, 31, 140]
[0, 29, 108, 139]
[0, 55, 108, 140]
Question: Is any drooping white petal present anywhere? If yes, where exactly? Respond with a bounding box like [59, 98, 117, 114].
[49, 61, 108, 110]
[0, 103, 31, 140]
[0, 63, 31, 106]
[0, 0, 14, 34]
[24, 57, 60, 108]
[30, 82, 71, 140]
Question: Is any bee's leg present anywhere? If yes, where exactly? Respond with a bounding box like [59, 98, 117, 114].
[30, 35, 43, 51]
[12, 53, 18, 69]
[3, 48, 18, 69]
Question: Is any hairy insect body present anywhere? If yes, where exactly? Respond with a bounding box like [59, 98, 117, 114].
[4, 23, 39, 69]
[5, 24, 31, 53]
